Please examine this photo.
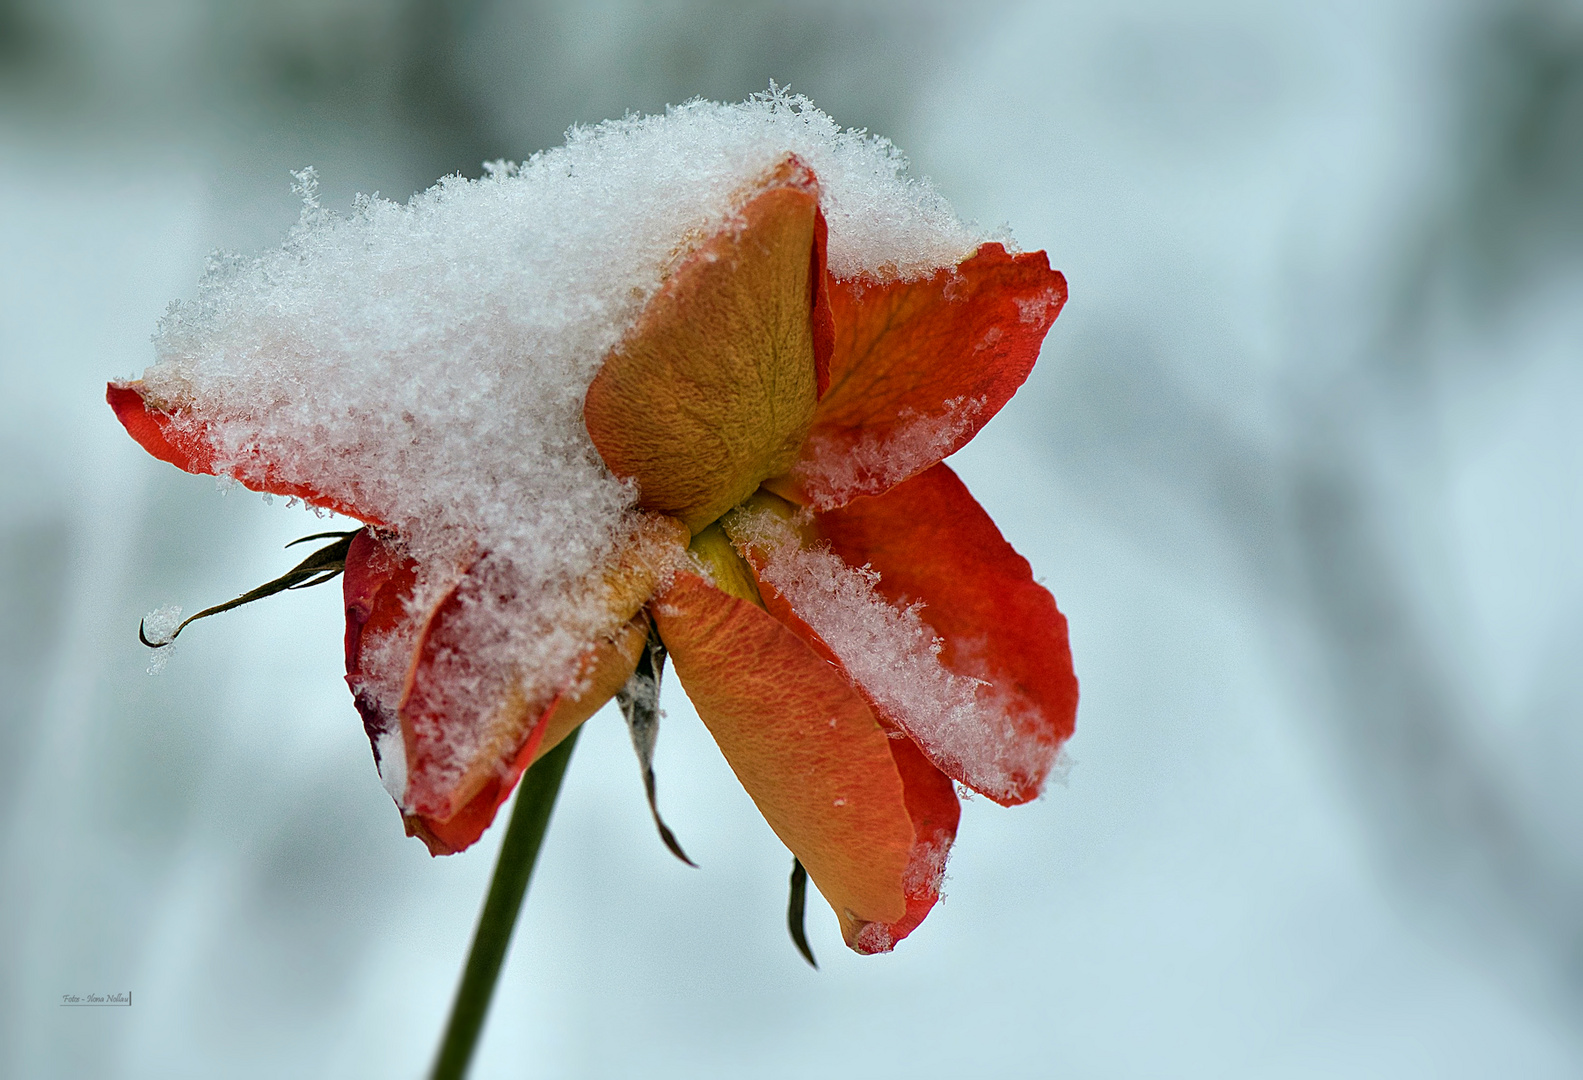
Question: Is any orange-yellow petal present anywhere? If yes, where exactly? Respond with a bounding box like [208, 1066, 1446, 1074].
[651, 571, 915, 941]
[583, 158, 824, 534]
[767, 244, 1067, 510]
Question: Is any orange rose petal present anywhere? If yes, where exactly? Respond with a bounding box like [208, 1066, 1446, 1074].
[652, 571, 915, 940]
[583, 158, 823, 534]
[813, 463, 1077, 805]
[527, 614, 649, 766]
[402, 616, 648, 856]
[768, 244, 1067, 510]
[853, 735, 961, 954]
[107, 381, 371, 522]
[395, 515, 685, 853]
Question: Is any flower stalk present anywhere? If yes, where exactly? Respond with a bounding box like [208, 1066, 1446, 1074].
[430, 728, 581, 1080]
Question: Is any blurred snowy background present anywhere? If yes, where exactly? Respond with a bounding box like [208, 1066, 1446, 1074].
[4, 0, 1582, 1076]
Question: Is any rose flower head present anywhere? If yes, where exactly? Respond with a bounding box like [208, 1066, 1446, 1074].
[109, 91, 1077, 955]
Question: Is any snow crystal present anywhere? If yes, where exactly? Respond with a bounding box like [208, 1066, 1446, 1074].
[130, 88, 985, 808]
[145, 647, 174, 676]
[794, 396, 986, 509]
[142, 603, 182, 675]
[725, 505, 1046, 804]
[375, 727, 407, 804]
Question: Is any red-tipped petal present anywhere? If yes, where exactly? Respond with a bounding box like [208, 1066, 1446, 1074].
[853, 735, 960, 954]
[107, 381, 217, 475]
[396, 557, 575, 826]
[107, 380, 373, 522]
[652, 571, 919, 946]
[769, 245, 1066, 510]
[401, 616, 648, 856]
[391, 516, 685, 855]
[813, 463, 1077, 805]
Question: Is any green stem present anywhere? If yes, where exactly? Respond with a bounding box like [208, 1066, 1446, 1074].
[430, 729, 581, 1080]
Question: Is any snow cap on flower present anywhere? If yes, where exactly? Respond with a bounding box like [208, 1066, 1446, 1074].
[127, 88, 992, 805]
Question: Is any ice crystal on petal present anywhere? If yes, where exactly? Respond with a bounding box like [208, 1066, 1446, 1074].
[795, 396, 986, 510]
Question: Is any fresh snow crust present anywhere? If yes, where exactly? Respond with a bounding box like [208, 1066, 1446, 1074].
[132, 90, 988, 810]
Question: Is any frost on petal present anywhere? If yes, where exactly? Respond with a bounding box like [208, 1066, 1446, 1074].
[396, 516, 685, 839]
[724, 497, 1057, 805]
[397, 552, 601, 822]
[403, 616, 649, 856]
[789, 395, 984, 510]
[343, 519, 685, 854]
[813, 465, 1078, 806]
[770, 244, 1067, 510]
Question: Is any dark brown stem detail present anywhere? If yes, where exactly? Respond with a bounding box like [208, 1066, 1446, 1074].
[787, 857, 817, 969]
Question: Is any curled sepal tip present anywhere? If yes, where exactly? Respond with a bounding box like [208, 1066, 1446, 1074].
[787, 857, 817, 969]
[615, 618, 697, 867]
[138, 529, 362, 648]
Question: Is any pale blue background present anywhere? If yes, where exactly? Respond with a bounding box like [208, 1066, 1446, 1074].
[3, 1, 1582, 1076]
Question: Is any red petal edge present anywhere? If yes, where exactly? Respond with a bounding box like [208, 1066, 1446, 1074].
[855, 736, 961, 954]
[107, 380, 371, 521]
[810, 206, 834, 398]
[107, 382, 217, 475]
